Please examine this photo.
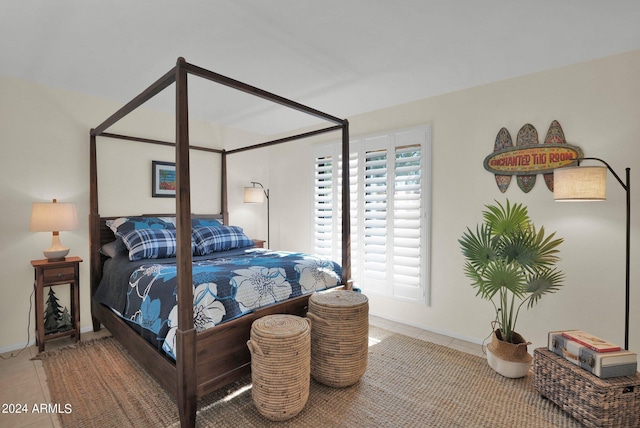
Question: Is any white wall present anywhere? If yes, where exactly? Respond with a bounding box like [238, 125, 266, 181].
[2, 50, 639, 358]
[267, 50, 640, 355]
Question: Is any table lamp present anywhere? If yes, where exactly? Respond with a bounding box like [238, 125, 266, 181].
[30, 198, 79, 261]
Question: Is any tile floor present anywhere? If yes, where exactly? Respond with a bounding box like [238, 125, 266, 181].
[0, 315, 483, 428]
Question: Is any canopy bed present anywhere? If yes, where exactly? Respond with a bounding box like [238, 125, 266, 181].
[89, 57, 351, 427]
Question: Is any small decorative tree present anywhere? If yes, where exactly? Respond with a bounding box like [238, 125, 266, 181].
[44, 288, 63, 333]
[58, 307, 73, 331]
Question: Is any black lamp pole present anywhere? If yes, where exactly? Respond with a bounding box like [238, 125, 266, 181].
[579, 158, 631, 350]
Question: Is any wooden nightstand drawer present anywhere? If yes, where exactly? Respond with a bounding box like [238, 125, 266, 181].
[42, 266, 75, 284]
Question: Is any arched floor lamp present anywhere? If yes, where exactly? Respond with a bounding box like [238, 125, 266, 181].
[244, 181, 270, 248]
[553, 158, 631, 350]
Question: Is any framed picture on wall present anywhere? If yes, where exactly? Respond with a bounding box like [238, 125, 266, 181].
[152, 161, 176, 197]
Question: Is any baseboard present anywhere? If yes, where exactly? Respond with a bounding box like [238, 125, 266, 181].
[0, 325, 100, 355]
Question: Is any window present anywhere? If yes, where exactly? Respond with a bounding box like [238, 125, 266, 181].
[313, 126, 431, 303]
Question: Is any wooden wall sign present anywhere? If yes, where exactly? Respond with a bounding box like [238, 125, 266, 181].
[484, 120, 583, 193]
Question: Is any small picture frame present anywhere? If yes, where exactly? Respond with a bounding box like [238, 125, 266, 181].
[152, 161, 176, 198]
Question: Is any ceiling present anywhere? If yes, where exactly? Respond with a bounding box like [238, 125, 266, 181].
[3, 1, 640, 135]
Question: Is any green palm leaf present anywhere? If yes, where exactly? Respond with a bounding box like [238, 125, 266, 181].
[483, 199, 530, 236]
[459, 224, 495, 270]
[481, 258, 527, 299]
[525, 269, 565, 308]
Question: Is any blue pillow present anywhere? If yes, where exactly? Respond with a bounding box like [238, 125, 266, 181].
[192, 226, 254, 255]
[191, 218, 223, 228]
[121, 229, 194, 261]
[107, 216, 176, 238]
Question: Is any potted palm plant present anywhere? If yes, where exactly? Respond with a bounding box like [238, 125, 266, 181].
[459, 200, 565, 378]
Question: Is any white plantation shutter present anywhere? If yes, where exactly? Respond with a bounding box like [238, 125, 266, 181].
[362, 143, 389, 292]
[392, 140, 424, 300]
[313, 126, 430, 303]
[346, 152, 359, 276]
[313, 155, 335, 257]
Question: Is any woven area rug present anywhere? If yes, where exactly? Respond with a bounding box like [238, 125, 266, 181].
[36, 326, 580, 427]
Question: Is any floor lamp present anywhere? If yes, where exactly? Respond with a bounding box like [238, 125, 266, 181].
[244, 181, 270, 248]
[553, 158, 631, 350]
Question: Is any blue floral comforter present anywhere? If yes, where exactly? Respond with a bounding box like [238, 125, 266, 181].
[94, 248, 341, 359]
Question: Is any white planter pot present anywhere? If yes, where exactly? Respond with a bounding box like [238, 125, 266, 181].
[486, 347, 532, 378]
[485, 329, 533, 378]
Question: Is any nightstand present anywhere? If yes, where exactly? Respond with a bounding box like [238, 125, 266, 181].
[253, 239, 266, 248]
[31, 257, 82, 352]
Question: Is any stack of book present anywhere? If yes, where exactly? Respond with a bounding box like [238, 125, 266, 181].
[548, 330, 637, 378]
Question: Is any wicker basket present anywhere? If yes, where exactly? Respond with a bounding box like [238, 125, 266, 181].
[247, 314, 311, 421]
[533, 347, 640, 428]
[307, 290, 369, 387]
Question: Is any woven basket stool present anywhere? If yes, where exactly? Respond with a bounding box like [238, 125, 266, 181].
[533, 348, 640, 427]
[247, 314, 311, 421]
[307, 290, 369, 387]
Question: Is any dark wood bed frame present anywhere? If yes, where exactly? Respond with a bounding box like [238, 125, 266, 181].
[89, 58, 351, 427]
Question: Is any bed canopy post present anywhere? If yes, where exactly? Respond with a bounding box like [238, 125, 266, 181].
[89, 132, 102, 330]
[341, 121, 352, 288]
[174, 57, 197, 428]
[221, 150, 229, 224]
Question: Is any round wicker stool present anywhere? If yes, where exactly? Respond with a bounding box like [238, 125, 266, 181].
[307, 290, 369, 387]
[247, 314, 311, 421]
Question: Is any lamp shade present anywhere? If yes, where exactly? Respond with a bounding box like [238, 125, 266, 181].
[244, 187, 265, 203]
[30, 200, 79, 232]
[553, 166, 607, 201]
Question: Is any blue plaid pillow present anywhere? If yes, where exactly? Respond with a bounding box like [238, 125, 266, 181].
[107, 216, 176, 238]
[121, 228, 194, 261]
[192, 226, 254, 255]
